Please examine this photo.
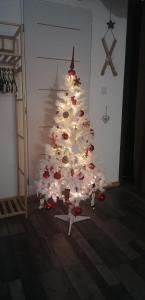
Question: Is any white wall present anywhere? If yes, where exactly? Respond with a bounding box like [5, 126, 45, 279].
[46, 0, 127, 184]
[90, 1, 127, 183]
[0, 0, 128, 197]
[0, 0, 21, 198]
[0, 0, 21, 23]
[23, 0, 92, 194]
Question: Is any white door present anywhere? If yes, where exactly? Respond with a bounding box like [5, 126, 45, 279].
[23, 0, 92, 194]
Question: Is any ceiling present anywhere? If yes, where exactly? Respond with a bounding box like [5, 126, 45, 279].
[77, 0, 128, 18]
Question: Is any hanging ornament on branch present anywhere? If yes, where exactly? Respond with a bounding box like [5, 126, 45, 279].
[88, 144, 94, 152]
[71, 96, 77, 105]
[62, 155, 69, 164]
[54, 171, 61, 180]
[79, 110, 84, 117]
[43, 169, 50, 179]
[102, 106, 110, 123]
[63, 111, 69, 118]
[44, 201, 54, 210]
[62, 132, 69, 140]
[50, 133, 57, 145]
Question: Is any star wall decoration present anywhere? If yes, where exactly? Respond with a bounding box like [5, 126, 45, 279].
[107, 19, 115, 30]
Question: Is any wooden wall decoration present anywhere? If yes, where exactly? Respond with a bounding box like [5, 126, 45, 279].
[101, 13, 118, 76]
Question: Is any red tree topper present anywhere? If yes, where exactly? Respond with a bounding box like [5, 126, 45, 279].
[68, 46, 76, 77]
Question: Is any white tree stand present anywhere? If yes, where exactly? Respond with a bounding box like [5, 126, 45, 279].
[54, 204, 90, 236]
[90, 191, 96, 207]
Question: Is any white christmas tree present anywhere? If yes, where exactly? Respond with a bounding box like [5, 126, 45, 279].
[37, 47, 105, 234]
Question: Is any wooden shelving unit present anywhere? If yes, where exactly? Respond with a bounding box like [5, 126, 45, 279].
[0, 21, 28, 219]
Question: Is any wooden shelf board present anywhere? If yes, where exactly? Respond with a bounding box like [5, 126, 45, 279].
[0, 52, 21, 66]
[0, 197, 26, 219]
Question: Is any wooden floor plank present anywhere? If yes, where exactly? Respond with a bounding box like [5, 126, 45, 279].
[0, 280, 11, 300]
[52, 234, 106, 300]
[116, 264, 145, 300]
[39, 270, 80, 300]
[9, 279, 26, 300]
[64, 222, 119, 286]
[0, 219, 9, 237]
[6, 217, 25, 235]
[0, 186, 145, 300]
[83, 206, 140, 260]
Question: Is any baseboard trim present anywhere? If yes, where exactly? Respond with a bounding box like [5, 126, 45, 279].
[107, 181, 120, 188]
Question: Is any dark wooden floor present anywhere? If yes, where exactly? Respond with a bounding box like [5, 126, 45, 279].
[1, 186, 145, 300]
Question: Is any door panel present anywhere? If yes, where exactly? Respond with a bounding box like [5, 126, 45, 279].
[23, 0, 92, 193]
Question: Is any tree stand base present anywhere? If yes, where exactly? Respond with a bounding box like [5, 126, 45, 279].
[54, 213, 90, 236]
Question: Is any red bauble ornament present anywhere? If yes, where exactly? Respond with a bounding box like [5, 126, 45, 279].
[54, 172, 61, 180]
[44, 201, 53, 210]
[96, 192, 105, 202]
[89, 144, 94, 152]
[43, 170, 50, 179]
[79, 110, 84, 117]
[68, 69, 76, 76]
[89, 163, 95, 169]
[71, 96, 77, 105]
[62, 132, 69, 140]
[71, 206, 82, 216]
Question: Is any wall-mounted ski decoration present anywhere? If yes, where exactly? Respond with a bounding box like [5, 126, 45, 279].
[101, 4, 118, 76]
